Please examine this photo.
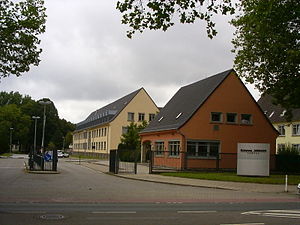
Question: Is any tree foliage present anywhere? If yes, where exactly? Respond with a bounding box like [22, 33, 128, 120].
[0, 0, 46, 79]
[232, 0, 300, 115]
[116, 0, 235, 38]
[118, 121, 148, 151]
[0, 91, 75, 153]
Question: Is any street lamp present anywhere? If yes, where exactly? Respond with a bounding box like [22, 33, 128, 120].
[32, 116, 40, 155]
[39, 100, 51, 155]
[10, 127, 14, 153]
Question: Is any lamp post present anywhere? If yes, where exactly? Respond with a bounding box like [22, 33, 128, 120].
[32, 116, 40, 155]
[10, 127, 14, 153]
[62, 136, 65, 151]
[39, 100, 51, 155]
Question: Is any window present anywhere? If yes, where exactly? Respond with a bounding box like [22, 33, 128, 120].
[241, 114, 252, 124]
[277, 144, 285, 152]
[128, 112, 134, 121]
[149, 113, 155, 122]
[292, 144, 300, 153]
[292, 124, 300, 136]
[122, 126, 128, 134]
[226, 113, 237, 123]
[278, 125, 285, 136]
[187, 141, 219, 158]
[169, 141, 180, 156]
[138, 113, 145, 121]
[155, 141, 164, 155]
[211, 112, 222, 123]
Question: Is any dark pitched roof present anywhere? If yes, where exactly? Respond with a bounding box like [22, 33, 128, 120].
[141, 69, 233, 133]
[257, 94, 300, 123]
[75, 88, 142, 131]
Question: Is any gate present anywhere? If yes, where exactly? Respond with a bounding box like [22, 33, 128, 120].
[109, 149, 138, 174]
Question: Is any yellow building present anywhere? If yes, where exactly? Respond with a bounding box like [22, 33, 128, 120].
[73, 88, 159, 157]
[258, 95, 300, 153]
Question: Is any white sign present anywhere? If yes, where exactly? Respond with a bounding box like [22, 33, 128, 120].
[237, 143, 270, 176]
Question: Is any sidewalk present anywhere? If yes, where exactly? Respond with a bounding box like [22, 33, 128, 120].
[74, 159, 299, 194]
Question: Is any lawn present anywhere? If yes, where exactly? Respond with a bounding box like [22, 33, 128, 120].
[160, 172, 300, 185]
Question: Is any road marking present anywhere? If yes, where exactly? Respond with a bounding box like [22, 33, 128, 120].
[92, 211, 136, 214]
[242, 209, 300, 219]
[220, 223, 264, 225]
[177, 210, 217, 214]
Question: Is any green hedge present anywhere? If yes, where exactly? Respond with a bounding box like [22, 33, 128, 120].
[275, 154, 300, 173]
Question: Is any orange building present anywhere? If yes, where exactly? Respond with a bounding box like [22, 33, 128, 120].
[140, 69, 278, 171]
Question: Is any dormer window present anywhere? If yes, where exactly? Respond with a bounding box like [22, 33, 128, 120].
[176, 112, 182, 119]
[280, 110, 286, 117]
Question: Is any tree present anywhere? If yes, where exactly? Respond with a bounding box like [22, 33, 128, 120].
[0, 0, 46, 79]
[0, 91, 75, 153]
[231, 0, 300, 117]
[118, 121, 147, 151]
[116, 0, 235, 38]
[0, 104, 31, 153]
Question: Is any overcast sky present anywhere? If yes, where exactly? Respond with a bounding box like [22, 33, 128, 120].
[1, 0, 260, 124]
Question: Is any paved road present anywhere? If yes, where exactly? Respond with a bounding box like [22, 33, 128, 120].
[1, 157, 299, 225]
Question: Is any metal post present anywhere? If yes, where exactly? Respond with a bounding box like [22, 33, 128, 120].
[39, 100, 51, 155]
[32, 116, 40, 155]
[9, 127, 13, 153]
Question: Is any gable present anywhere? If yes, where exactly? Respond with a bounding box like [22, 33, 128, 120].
[141, 69, 232, 133]
[181, 72, 278, 136]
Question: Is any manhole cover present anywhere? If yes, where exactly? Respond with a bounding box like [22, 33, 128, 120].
[40, 214, 65, 220]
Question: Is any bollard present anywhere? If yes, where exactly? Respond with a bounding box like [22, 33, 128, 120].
[285, 174, 288, 192]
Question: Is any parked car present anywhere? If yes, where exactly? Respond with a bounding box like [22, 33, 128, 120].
[57, 150, 69, 158]
[57, 150, 64, 158]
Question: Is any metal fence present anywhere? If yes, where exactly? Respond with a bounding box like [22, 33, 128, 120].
[28, 150, 58, 171]
[109, 149, 138, 174]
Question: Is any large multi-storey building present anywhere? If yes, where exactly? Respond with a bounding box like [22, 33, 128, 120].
[258, 94, 300, 153]
[73, 88, 159, 157]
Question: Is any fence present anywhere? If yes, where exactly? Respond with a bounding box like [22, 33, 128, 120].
[28, 150, 58, 171]
[109, 149, 138, 174]
[149, 151, 277, 173]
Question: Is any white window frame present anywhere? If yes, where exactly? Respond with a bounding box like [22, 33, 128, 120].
[292, 124, 300, 136]
[278, 125, 285, 136]
[211, 112, 222, 123]
[127, 112, 134, 122]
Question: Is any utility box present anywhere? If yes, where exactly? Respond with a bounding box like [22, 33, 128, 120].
[237, 143, 270, 176]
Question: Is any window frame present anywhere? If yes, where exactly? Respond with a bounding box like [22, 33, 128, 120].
[168, 141, 180, 157]
[226, 113, 237, 124]
[292, 124, 300, 136]
[138, 113, 145, 122]
[127, 112, 135, 122]
[240, 114, 252, 125]
[278, 125, 285, 136]
[187, 140, 220, 159]
[211, 112, 223, 123]
[149, 113, 155, 122]
[155, 141, 164, 156]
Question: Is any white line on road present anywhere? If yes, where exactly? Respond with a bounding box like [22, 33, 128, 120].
[92, 211, 137, 214]
[177, 210, 217, 214]
[242, 209, 300, 219]
[220, 223, 265, 225]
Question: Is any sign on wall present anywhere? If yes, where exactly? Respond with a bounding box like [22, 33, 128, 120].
[237, 143, 270, 176]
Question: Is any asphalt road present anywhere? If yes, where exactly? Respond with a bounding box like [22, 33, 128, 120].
[1, 156, 300, 225]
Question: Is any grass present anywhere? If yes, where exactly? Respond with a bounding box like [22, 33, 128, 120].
[0, 153, 13, 157]
[160, 172, 300, 185]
